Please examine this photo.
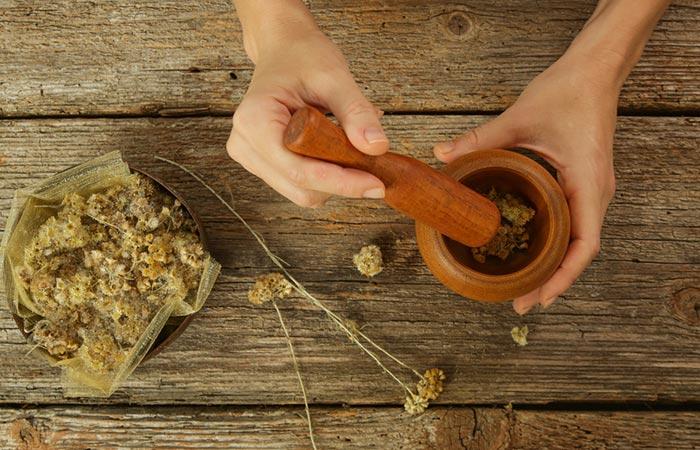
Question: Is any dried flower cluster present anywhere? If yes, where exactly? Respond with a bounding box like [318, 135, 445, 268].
[353, 244, 383, 277]
[248, 273, 293, 305]
[472, 187, 536, 263]
[17, 174, 206, 374]
[404, 368, 446, 415]
[511, 325, 529, 346]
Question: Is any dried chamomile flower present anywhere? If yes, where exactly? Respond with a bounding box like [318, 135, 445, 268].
[353, 244, 383, 277]
[32, 320, 81, 358]
[20, 173, 207, 376]
[248, 273, 293, 305]
[472, 187, 535, 263]
[417, 368, 446, 402]
[78, 328, 126, 374]
[511, 325, 529, 346]
[404, 368, 446, 415]
[404, 393, 429, 415]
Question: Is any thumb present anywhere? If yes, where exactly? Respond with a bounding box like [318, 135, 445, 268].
[325, 82, 388, 156]
[434, 112, 520, 163]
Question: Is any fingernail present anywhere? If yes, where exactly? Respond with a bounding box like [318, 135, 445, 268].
[363, 187, 385, 199]
[364, 127, 388, 145]
[436, 140, 456, 155]
[541, 297, 557, 309]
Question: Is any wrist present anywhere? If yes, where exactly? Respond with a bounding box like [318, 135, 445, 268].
[563, 0, 670, 90]
[235, 0, 320, 64]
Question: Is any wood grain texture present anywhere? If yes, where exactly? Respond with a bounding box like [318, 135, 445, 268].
[0, 0, 698, 117]
[0, 116, 697, 405]
[1, 406, 699, 449]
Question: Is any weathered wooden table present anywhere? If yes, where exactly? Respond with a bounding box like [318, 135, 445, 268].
[1, 1, 698, 448]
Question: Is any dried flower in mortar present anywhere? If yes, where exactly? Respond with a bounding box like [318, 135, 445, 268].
[471, 187, 535, 263]
[353, 245, 383, 277]
[248, 273, 293, 305]
[404, 368, 446, 415]
[511, 325, 529, 346]
[16, 174, 207, 374]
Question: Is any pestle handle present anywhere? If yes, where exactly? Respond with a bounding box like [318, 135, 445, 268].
[283, 107, 500, 248]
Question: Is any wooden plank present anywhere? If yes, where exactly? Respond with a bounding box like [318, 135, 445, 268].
[1, 405, 699, 449]
[0, 1, 698, 117]
[0, 116, 697, 405]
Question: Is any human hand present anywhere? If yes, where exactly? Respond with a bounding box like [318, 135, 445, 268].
[433, 51, 620, 314]
[227, 26, 388, 207]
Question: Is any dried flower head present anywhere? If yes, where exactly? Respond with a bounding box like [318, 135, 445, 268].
[404, 393, 429, 415]
[511, 325, 529, 346]
[403, 368, 446, 415]
[417, 367, 446, 401]
[248, 273, 293, 305]
[18, 174, 207, 375]
[353, 244, 383, 277]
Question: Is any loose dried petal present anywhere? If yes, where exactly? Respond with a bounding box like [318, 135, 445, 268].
[511, 325, 529, 346]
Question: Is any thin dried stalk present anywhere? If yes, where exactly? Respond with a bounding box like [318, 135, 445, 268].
[156, 157, 421, 397]
[272, 301, 317, 450]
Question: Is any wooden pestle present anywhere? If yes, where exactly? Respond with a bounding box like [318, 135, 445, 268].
[283, 107, 501, 248]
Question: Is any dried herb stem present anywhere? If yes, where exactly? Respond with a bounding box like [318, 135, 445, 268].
[272, 301, 317, 450]
[156, 157, 420, 401]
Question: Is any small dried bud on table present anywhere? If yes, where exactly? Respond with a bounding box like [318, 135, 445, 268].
[353, 245, 383, 277]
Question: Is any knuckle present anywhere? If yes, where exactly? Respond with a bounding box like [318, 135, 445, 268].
[232, 104, 255, 133]
[334, 180, 359, 198]
[343, 97, 374, 117]
[225, 136, 239, 160]
[287, 166, 308, 188]
[607, 174, 617, 198]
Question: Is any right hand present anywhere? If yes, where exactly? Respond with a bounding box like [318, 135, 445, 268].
[227, 29, 388, 207]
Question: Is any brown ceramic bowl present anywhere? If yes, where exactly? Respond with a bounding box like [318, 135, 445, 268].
[11, 165, 207, 362]
[416, 149, 570, 302]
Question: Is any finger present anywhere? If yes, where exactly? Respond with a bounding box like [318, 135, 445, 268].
[513, 289, 541, 315]
[227, 132, 330, 208]
[286, 159, 386, 199]
[537, 238, 597, 307]
[321, 75, 389, 156]
[537, 181, 604, 306]
[236, 124, 386, 200]
[433, 112, 520, 163]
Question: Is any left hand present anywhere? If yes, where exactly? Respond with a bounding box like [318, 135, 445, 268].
[433, 50, 619, 314]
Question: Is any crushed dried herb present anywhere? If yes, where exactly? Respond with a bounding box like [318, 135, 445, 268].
[472, 187, 536, 263]
[353, 245, 383, 277]
[17, 174, 207, 374]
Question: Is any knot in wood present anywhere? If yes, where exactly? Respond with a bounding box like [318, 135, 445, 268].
[447, 12, 471, 36]
[668, 287, 699, 326]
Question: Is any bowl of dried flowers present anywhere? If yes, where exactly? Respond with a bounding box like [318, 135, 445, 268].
[416, 149, 570, 302]
[0, 151, 220, 397]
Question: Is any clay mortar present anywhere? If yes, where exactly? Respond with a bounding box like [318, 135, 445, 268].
[416, 149, 570, 302]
